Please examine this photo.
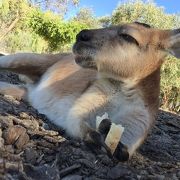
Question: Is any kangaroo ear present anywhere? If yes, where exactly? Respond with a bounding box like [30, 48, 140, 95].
[167, 29, 180, 58]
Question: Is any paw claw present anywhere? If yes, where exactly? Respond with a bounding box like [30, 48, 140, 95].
[113, 142, 129, 162]
[86, 130, 113, 158]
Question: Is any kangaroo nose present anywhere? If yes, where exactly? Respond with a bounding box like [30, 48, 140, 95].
[76, 29, 92, 42]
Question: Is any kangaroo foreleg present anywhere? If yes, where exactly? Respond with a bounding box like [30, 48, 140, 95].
[0, 52, 73, 81]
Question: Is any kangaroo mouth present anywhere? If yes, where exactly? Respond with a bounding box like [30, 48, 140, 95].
[73, 42, 97, 69]
[74, 54, 96, 69]
[74, 55, 91, 63]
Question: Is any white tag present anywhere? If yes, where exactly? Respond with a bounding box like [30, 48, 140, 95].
[96, 112, 109, 129]
[105, 123, 124, 154]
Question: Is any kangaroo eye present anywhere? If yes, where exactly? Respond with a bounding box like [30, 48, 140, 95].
[119, 33, 139, 46]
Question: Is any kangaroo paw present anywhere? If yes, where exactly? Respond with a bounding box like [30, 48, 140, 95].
[97, 117, 129, 162]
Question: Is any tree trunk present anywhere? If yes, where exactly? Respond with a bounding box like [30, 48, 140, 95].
[0, 17, 20, 41]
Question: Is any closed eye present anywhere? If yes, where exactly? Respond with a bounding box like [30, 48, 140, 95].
[119, 33, 139, 46]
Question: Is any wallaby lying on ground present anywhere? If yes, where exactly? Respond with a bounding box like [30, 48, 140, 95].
[0, 22, 179, 161]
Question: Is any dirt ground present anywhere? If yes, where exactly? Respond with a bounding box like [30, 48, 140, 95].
[0, 71, 179, 180]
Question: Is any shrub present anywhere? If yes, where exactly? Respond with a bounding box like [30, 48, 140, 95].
[28, 9, 89, 51]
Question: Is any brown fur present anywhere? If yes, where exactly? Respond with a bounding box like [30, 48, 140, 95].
[137, 68, 160, 119]
[43, 59, 96, 97]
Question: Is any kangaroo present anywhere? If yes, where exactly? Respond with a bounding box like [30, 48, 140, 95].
[0, 22, 179, 161]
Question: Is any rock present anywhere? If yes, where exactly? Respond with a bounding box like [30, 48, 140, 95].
[24, 148, 39, 164]
[0, 129, 4, 148]
[107, 164, 137, 179]
[12, 118, 39, 131]
[3, 125, 29, 149]
[60, 164, 81, 178]
[15, 132, 29, 149]
[4, 160, 23, 172]
[0, 138, 4, 148]
[24, 163, 60, 180]
[177, 170, 180, 178]
[42, 122, 50, 130]
[5, 145, 14, 153]
[143, 175, 165, 180]
[4, 95, 20, 104]
[62, 175, 83, 180]
[19, 112, 30, 119]
[0, 117, 14, 128]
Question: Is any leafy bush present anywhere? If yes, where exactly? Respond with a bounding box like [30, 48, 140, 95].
[4, 30, 48, 53]
[111, 0, 179, 29]
[72, 7, 100, 28]
[28, 9, 89, 51]
[0, 0, 48, 53]
[160, 58, 180, 113]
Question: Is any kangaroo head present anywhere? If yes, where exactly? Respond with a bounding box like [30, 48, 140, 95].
[73, 22, 180, 82]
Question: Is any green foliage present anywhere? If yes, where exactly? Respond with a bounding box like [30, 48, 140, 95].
[0, 0, 28, 24]
[29, 0, 79, 15]
[4, 30, 48, 53]
[111, 0, 179, 29]
[98, 16, 111, 27]
[28, 9, 89, 51]
[0, 0, 48, 53]
[160, 58, 180, 113]
[111, 0, 180, 113]
[0, 0, 82, 53]
[73, 8, 100, 28]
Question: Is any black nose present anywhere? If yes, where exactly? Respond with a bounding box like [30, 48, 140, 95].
[76, 29, 92, 42]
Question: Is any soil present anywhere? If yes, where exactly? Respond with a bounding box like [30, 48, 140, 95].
[0, 71, 179, 180]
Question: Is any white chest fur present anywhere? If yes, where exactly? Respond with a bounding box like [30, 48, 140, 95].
[28, 83, 77, 129]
